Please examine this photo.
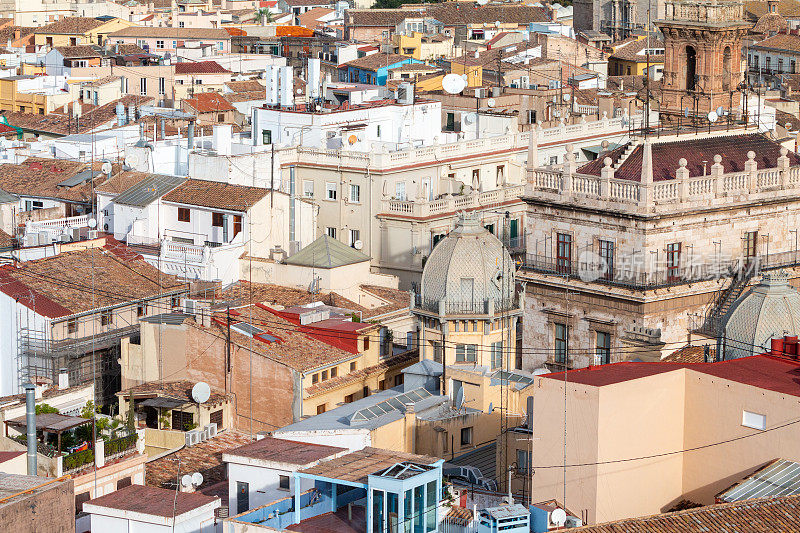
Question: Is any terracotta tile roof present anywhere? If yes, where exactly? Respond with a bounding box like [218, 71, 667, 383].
[752, 12, 789, 35]
[182, 92, 235, 113]
[284, 0, 333, 6]
[746, 0, 800, 19]
[343, 53, 415, 71]
[224, 90, 265, 103]
[34, 17, 106, 35]
[543, 354, 800, 398]
[146, 430, 254, 490]
[609, 37, 664, 62]
[53, 45, 101, 58]
[662, 345, 715, 364]
[84, 75, 121, 88]
[175, 60, 231, 75]
[108, 26, 232, 39]
[300, 447, 439, 484]
[577, 133, 800, 181]
[225, 79, 264, 93]
[0, 451, 24, 463]
[304, 349, 417, 397]
[0, 228, 13, 249]
[752, 32, 800, 52]
[444, 506, 473, 526]
[573, 494, 800, 532]
[0, 26, 34, 43]
[0, 237, 184, 318]
[118, 379, 230, 407]
[85, 484, 218, 517]
[297, 7, 335, 28]
[3, 94, 154, 136]
[0, 383, 93, 410]
[0, 157, 95, 202]
[224, 436, 345, 464]
[112, 43, 147, 55]
[94, 170, 151, 195]
[776, 109, 800, 131]
[198, 304, 359, 372]
[162, 179, 267, 211]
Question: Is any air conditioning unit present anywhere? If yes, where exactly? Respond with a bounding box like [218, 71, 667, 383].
[475, 88, 486, 98]
[71, 227, 81, 240]
[565, 517, 583, 528]
[199, 428, 209, 441]
[396, 82, 414, 105]
[185, 430, 202, 447]
[215, 506, 230, 519]
[184, 298, 196, 315]
[37, 231, 50, 245]
[204, 423, 218, 438]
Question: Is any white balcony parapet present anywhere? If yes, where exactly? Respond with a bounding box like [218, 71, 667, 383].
[25, 214, 90, 235]
[380, 184, 527, 218]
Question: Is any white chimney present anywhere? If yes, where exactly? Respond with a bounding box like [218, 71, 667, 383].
[58, 368, 69, 390]
[213, 124, 232, 155]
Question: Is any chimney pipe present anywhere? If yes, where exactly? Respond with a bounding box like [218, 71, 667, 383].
[289, 165, 296, 244]
[24, 383, 36, 476]
[58, 368, 69, 390]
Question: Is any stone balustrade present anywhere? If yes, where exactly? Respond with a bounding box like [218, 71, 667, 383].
[381, 184, 527, 218]
[527, 146, 800, 214]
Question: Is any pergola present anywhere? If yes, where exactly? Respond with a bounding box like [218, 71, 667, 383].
[4, 412, 93, 454]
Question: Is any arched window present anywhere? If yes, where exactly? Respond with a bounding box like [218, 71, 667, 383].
[686, 46, 697, 91]
[723, 46, 732, 91]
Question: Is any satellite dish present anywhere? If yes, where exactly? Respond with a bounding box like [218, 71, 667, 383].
[707, 111, 718, 123]
[191, 382, 211, 404]
[716, 106, 724, 116]
[461, 74, 468, 82]
[353, 240, 363, 250]
[348, 134, 358, 145]
[101, 161, 112, 174]
[551, 508, 567, 526]
[454, 387, 465, 409]
[192, 472, 204, 486]
[88, 218, 97, 229]
[563, 93, 571, 102]
[477, 0, 488, 5]
[442, 73, 467, 95]
[124, 153, 139, 167]
[463, 112, 477, 125]
[181, 474, 193, 488]
[486, 97, 496, 108]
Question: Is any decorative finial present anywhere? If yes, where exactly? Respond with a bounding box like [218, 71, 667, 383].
[713, 154, 722, 164]
[747, 151, 756, 160]
[603, 157, 613, 167]
[679, 158, 687, 168]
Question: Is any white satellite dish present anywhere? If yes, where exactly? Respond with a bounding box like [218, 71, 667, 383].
[181, 474, 193, 488]
[707, 111, 718, 123]
[461, 74, 468, 82]
[477, 0, 488, 5]
[442, 73, 467, 95]
[463, 112, 477, 125]
[353, 240, 363, 250]
[551, 508, 567, 526]
[192, 472, 204, 486]
[563, 93, 571, 102]
[716, 106, 724, 116]
[191, 381, 211, 404]
[486, 97, 496, 108]
[101, 161, 112, 174]
[88, 218, 97, 229]
[454, 387, 465, 409]
[124, 153, 139, 167]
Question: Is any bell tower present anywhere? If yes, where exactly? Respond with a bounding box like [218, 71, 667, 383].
[655, 0, 750, 118]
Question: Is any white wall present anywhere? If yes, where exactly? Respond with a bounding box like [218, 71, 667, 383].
[227, 462, 315, 515]
[0, 292, 50, 396]
[270, 429, 371, 452]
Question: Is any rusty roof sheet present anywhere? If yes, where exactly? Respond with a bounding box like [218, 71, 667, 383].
[224, 436, 345, 464]
[300, 447, 439, 484]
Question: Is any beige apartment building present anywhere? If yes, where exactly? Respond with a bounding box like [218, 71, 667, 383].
[530, 354, 800, 525]
[519, 129, 800, 371]
[271, 115, 640, 288]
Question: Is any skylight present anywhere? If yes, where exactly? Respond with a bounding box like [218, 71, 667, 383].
[350, 388, 433, 423]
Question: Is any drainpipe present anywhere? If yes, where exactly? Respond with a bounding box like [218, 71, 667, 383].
[24, 383, 36, 475]
[187, 120, 195, 172]
[289, 165, 296, 245]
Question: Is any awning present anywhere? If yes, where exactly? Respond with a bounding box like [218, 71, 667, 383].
[138, 397, 187, 409]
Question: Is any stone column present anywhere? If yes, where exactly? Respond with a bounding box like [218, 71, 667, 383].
[639, 139, 654, 206]
[600, 157, 614, 197]
[677, 158, 690, 200]
[745, 150, 758, 190]
[778, 146, 790, 188]
[710, 154, 724, 196]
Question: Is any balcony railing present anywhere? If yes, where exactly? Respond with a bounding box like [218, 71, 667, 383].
[381, 185, 526, 218]
[413, 293, 520, 315]
[520, 250, 800, 291]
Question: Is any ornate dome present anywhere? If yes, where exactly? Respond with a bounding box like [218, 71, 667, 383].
[722, 271, 800, 359]
[751, 12, 788, 36]
[420, 212, 515, 313]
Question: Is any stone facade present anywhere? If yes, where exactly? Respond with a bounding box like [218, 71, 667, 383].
[656, 0, 750, 117]
[520, 129, 800, 370]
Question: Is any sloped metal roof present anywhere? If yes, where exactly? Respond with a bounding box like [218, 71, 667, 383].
[718, 459, 800, 502]
[113, 173, 186, 207]
[286, 234, 370, 269]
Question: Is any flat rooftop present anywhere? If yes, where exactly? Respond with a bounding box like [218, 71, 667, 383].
[0, 473, 72, 507]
